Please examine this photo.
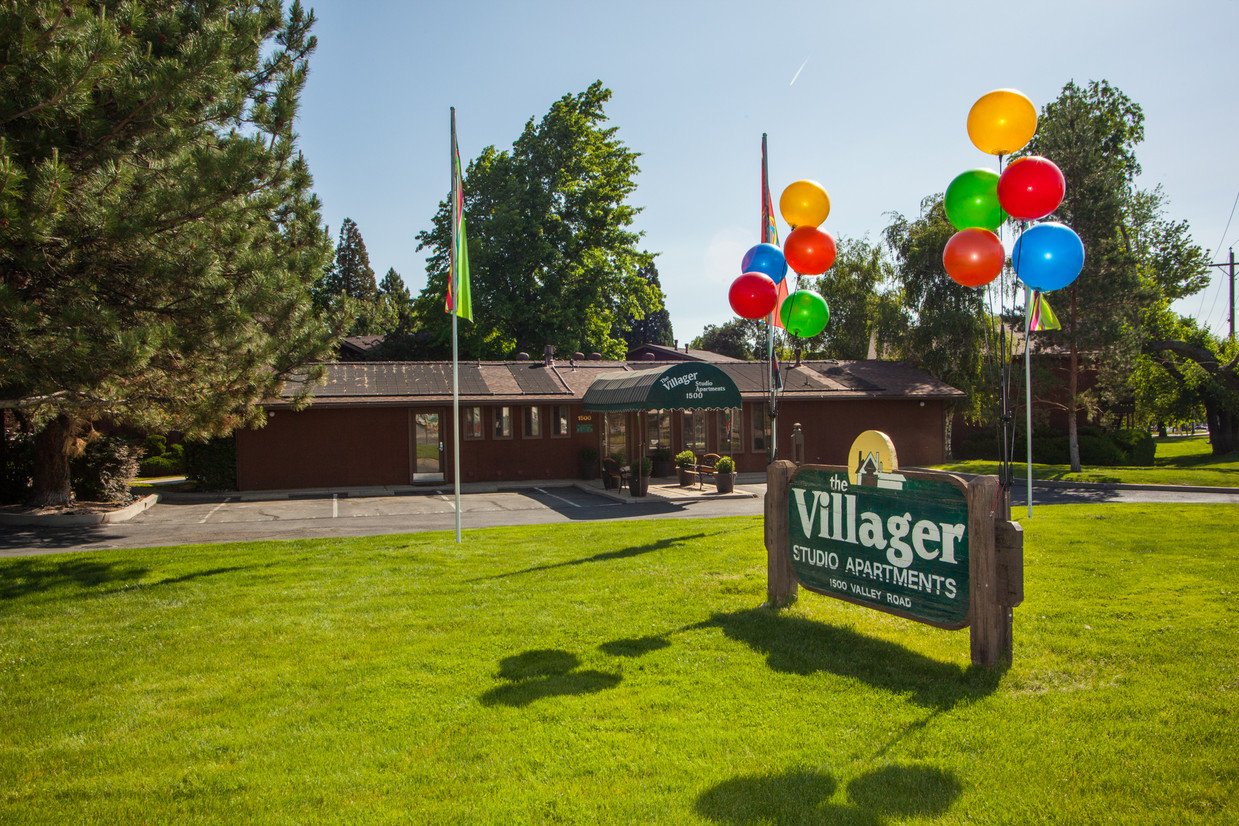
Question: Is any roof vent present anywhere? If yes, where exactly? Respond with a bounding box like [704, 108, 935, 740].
[643, 352, 655, 360]
[589, 352, 602, 361]
[543, 345, 554, 366]
[573, 352, 585, 361]
[516, 352, 530, 361]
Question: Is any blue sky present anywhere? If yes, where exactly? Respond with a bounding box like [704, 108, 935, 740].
[295, 0, 1239, 346]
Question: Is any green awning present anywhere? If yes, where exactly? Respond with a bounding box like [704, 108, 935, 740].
[582, 362, 742, 412]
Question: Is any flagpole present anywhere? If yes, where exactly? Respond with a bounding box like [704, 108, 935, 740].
[1024, 283, 1033, 517]
[450, 107, 462, 543]
[762, 133, 778, 463]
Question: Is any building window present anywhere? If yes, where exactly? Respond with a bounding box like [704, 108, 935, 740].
[752, 403, 771, 456]
[647, 410, 671, 450]
[464, 406, 484, 440]
[551, 405, 570, 438]
[523, 406, 542, 438]
[493, 406, 512, 439]
[720, 407, 742, 455]
[682, 410, 706, 454]
[604, 412, 627, 461]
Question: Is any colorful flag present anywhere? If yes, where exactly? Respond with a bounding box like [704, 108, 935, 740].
[1028, 290, 1060, 331]
[446, 125, 473, 322]
[762, 136, 788, 329]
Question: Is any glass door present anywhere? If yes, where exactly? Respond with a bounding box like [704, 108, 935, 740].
[413, 411, 444, 481]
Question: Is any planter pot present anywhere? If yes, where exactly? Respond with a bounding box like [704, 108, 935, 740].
[580, 462, 599, 481]
[628, 475, 649, 497]
[677, 466, 696, 487]
[652, 459, 674, 478]
[715, 472, 736, 494]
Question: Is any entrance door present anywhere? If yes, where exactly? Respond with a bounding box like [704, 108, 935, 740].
[412, 411, 444, 482]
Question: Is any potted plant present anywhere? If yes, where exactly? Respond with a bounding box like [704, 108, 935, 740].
[675, 450, 696, 487]
[650, 447, 674, 478]
[579, 446, 599, 481]
[629, 456, 653, 497]
[714, 456, 736, 494]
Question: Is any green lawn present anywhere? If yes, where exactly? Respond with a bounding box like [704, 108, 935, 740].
[936, 434, 1238, 487]
[2, 508, 1236, 823]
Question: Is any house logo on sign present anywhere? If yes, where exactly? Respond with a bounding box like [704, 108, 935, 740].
[849, 430, 905, 491]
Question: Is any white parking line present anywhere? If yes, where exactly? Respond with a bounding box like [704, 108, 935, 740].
[332, 494, 338, 518]
[534, 488, 580, 508]
[198, 498, 232, 524]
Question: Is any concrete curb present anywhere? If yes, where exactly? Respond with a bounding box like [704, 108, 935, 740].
[1011, 478, 1239, 495]
[0, 494, 159, 527]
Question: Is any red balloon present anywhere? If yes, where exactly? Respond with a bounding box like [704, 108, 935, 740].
[943, 228, 1004, 287]
[729, 271, 778, 319]
[997, 156, 1065, 220]
[783, 226, 837, 275]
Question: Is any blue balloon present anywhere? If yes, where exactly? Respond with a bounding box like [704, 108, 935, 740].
[1011, 222, 1085, 291]
[741, 243, 788, 284]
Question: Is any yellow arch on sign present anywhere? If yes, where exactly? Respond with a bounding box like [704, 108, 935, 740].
[848, 430, 899, 486]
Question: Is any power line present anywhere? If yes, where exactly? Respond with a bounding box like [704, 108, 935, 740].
[1212, 189, 1239, 262]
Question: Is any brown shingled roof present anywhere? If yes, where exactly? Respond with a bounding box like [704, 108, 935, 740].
[274, 357, 963, 407]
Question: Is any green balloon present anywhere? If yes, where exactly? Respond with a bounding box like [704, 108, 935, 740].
[945, 168, 1006, 232]
[779, 289, 830, 338]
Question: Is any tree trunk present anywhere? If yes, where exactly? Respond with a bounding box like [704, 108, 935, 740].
[1206, 404, 1238, 456]
[27, 413, 79, 508]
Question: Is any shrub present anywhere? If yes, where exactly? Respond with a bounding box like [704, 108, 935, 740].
[637, 456, 653, 477]
[715, 456, 735, 474]
[142, 434, 168, 457]
[1111, 428, 1156, 466]
[675, 450, 696, 468]
[184, 437, 237, 491]
[71, 435, 141, 502]
[139, 455, 183, 478]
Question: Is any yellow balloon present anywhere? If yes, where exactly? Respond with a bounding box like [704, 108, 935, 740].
[967, 89, 1037, 156]
[779, 179, 830, 228]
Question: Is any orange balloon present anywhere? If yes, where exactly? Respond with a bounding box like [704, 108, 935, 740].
[779, 180, 831, 228]
[783, 226, 837, 275]
[967, 89, 1037, 156]
[943, 228, 1004, 287]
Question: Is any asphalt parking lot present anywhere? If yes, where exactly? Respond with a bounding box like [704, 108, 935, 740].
[0, 482, 766, 556]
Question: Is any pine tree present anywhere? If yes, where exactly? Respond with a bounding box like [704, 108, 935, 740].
[0, 1, 337, 506]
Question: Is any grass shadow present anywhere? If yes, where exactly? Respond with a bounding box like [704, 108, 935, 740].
[468, 532, 713, 582]
[697, 764, 961, 825]
[693, 609, 1002, 710]
[0, 556, 150, 601]
[599, 635, 671, 658]
[480, 648, 622, 708]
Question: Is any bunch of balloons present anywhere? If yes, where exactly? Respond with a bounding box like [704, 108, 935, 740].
[942, 89, 1085, 293]
[729, 179, 832, 338]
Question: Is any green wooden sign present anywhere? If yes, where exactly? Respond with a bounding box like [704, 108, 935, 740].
[788, 465, 971, 629]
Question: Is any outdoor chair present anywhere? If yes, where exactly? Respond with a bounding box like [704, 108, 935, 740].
[696, 453, 721, 488]
[602, 458, 629, 489]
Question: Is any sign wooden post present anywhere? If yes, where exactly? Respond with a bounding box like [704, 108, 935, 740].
[764, 460, 798, 608]
[764, 431, 1022, 667]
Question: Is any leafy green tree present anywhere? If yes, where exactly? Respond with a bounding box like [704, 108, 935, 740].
[1024, 81, 1211, 470]
[413, 82, 661, 358]
[1021, 80, 1146, 471]
[795, 236, 903, 360]
[691, 319, 762, 360]
[1142, 310, 1238, 455]
[617, 262, 674, 350]
[0, 1, 336, 506]
[884, 196, 998, 422]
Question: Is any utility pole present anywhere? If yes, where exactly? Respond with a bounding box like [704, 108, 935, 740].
[1206, 248, 1235, 342]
